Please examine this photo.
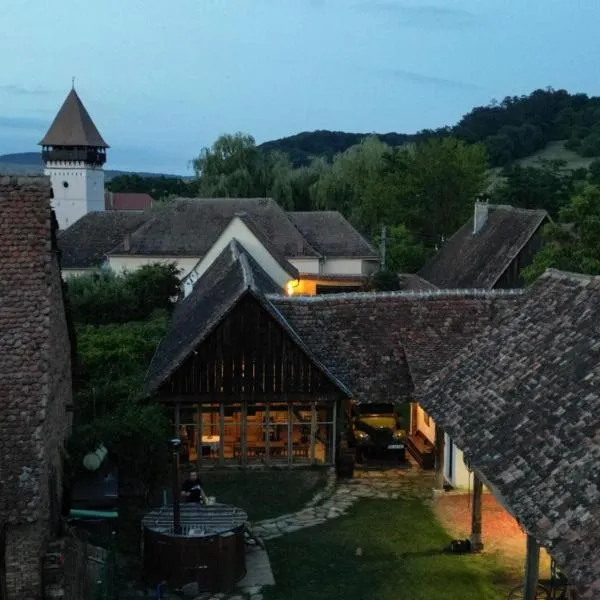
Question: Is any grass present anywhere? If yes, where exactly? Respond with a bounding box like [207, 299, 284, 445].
[263, 498, 510, 600]
[198, 468, 329, 521]
[517, 140, 597, 170]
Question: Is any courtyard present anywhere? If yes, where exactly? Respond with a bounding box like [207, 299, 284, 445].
[118, 465, 529, 600]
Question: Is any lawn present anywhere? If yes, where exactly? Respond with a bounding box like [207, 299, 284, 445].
[199, 468, 329, 521]
[263, 498, 510, 600]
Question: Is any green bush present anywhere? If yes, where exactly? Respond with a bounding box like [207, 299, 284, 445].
[66, 263, 180, 325]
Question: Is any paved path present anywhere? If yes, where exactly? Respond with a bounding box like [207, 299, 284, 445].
[183, 465, 436, 600]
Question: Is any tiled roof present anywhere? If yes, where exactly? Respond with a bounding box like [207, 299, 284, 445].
[105, 192, 153, 211]
[397, 274, 438, 292]
[270, 289, 521, 402]
[39, 89, 108, 148]
[145, 239, 350, 396]
[418, 204, 548, 289]
[418, 270, 600, 598]
[110, 198, 319, 258]
[287, 211, 377, 258]
[58, 211, 152, 269]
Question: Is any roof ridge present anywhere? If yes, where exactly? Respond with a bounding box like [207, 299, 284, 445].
[488, 203, 549, 215]
[542, 268, 600, 284]
[237, 245, 256, 290]
[267, 288, 525, 302]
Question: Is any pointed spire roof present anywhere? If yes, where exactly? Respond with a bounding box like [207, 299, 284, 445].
[39, 89, 109, 148]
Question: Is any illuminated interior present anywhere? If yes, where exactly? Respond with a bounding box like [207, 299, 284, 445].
[175, 401, 335, 466]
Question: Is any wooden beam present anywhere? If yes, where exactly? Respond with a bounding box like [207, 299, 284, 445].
[523, 534, 540, 600]
[331, 399, 338, 464]
[309, 401, 317, 464]
[410, 402, 418, 436]
[265, 404, 271, 466]
[196, 403, 202, 471]
[174, 402, 180, 436]
[156, 392, 340, 405]
[240, 400, 247, 469]
[218, 404, 225, 466]
[287, 404, 293, 468]
[470, 473, 484, 552]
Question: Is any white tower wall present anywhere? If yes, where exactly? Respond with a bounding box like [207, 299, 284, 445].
[44, 161, 105, 229]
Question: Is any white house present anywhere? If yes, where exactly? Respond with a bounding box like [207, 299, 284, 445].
[59, 197, 379, 294]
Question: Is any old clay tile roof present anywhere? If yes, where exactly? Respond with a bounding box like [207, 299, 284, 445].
[39, 89, 108, 148]
[0, 175, 71, 522]
[269, 289, 522, 403]
[110, 198, 320, 258]
[146, 239, 350, 396]
[418, 204, 548, 289]
[287, 211, 377, 258]
[105, 192, 154, 211]
[418, 269, 600, 598]
[397, 274, 438, 292]
[58, 211, 152, 269]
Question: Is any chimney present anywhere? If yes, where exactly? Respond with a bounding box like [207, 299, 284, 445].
[123, 233, 132, 252]
[473, 199, 489, 235]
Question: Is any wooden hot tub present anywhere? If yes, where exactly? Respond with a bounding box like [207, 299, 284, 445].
[142, 503, 248, 592]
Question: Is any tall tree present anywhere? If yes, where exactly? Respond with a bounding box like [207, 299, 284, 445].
[396, 137, 488, 246]
[522, 184, 600, 283]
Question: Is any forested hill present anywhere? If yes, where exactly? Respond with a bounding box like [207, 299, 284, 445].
[259, 130, 413, 166]
[259, 88, 600, 167]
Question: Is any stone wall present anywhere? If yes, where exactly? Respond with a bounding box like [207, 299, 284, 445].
[0, 176, 72, 600]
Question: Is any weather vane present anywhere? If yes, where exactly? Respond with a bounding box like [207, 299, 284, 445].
[72, 76, 75, 90]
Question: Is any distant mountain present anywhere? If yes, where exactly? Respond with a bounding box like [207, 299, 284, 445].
[259, 130, 414, 166]
[0, 152, 184, 181]
[258, 89, 600, 168]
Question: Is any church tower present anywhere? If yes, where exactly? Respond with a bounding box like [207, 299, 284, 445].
[39, 88, 109, 229]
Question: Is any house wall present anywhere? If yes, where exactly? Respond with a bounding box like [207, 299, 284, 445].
[415, 405, 436, 443]
[182, 218, 294, 297]
[288, 257, 320, 274]
[321, 258, 364, 275]
[44, 162, 104, 230]
[108, 255, 200, 278]
[444, 433, 472, 489]
[0, 176, 72, 600]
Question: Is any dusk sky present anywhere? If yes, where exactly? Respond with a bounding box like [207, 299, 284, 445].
[1, 0, 599, 174]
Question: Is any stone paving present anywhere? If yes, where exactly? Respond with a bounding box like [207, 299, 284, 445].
[181, 464, 436, 600]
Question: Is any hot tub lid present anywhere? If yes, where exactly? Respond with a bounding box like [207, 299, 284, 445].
[142, 503, 248, 538]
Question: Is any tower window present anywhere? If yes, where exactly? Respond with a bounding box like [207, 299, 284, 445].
[62, 181, 69, 188]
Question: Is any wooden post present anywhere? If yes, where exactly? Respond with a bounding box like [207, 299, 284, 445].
[218, 404, 225, 466]
[265, 404, 271, 465]
[331, 400, 338, 465]
[523, 534, 540, 600]
[434, 425, 445, 490]
[470, 473, 484, 552]
[174, 402, 181, 436]
[172, 451, 181, 535]
[240, 400, 247, 468]
[287, 404, 293, 468]
[309, 402, 317, 464]
[410, 402, 418, 436]
[196, 403, 202, 471]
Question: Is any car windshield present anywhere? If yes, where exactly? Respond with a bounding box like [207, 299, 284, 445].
[357, 404, 395, 416]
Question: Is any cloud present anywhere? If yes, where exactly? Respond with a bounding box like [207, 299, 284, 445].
[379, 67, 482, 91]
[356, 2, 477, 28]
[0, 115, 48, 130]
[0, 84, 52, 96]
